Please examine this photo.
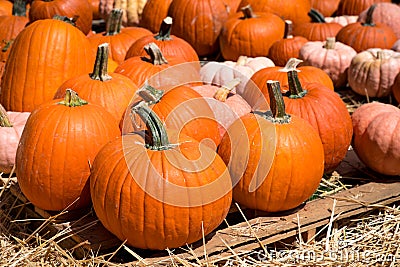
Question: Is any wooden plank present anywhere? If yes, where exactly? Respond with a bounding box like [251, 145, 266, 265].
[143, 181, 400, 265]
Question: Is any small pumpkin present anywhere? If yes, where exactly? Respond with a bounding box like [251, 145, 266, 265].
[191, 78, 252, 139]
[0, 0, 29, 62]
[16, 89, 121, 211]
[218, 80, 324, 212]
[352, 102, 400, 176]
[335, 4, 397, 53]
[90, 101, 232, 249]
[87, 9, 152, 65]
[293, 8, 343, 42]
[200, 56, 275, 96]
[0, 104, 30, 174]
[125, 16, 199, 62]
[29, 0, 93, 35]
[219, 5, 285, 61]
[348, 48, 400, 98]
[299, 37, 357, 88]
[268, 20, 308, 67]
[53, 43, 138, 126]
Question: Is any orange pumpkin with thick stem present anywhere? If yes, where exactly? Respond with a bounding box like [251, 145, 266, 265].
[352, 102, 400, 176]
[218, 80, 324, 212]
[88, 9, 152, 65]
[281, 69, 353, 173]
[16, 89, 121, 211]
[268, 20, 308, 67]
[293, 8, 343, 42]
[54, 43, 138, 126]
[219, 5, 285, 61]
[29, 0, 93, 35]
[0, 0, 29, 62]
[335, 4, 397, 53]
[90, 101, 232, 249]
[0, 17, 95, 112]
[126, 16, 199, 62]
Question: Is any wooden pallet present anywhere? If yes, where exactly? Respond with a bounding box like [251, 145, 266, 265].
[0, 148, 399, 265]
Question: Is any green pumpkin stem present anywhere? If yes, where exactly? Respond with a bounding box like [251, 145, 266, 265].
[363, 4, 377, 26]
[1, 39, 14, 52]
[131, 101, 171, 150]
[105, 9, 123, 36]
[267, 81, 291, 123]
[53, 14, 79, 27]
[241, 5, 256, 19]
[12, 0, 27, 17]
[0, 104, 12, 127]
[144, 42, 168, 65]
[284, 20, 294, 39]
[155, 17, 173, 41]
[287, 70, 307, 98]
[90, 43, 112, 81]
[308, 8, 326, 23]
[324, 37, 336, 49]
[58, 89, 88, 107]
[137, 83, 164, 104]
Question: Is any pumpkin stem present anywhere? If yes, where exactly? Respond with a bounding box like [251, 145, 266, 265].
[137, 83, 164, 104]
[286, 70, 307, 98]
[236, 56, 248, 66]
[284, 20, 294, 39]
[12, 0, 27, 17]
[53, 14, 79, 27]
[105, 9, 123, 36]
[280, 58, 303, 72]
[0, 104, 12, 127]
[264, 81, 291, 123]
[308, 8, 326, 23]
[155, 17, 173, 41]
[363, 4, 376, 26]
[58, 89, 88, 107]
[90, 43, 112, 82]
[131, 101, 172, 150]
[324, 37, 336, 49]
[241, 5, 256, 19]
[144, 42, 168, 65]
[1, 39, 14, 52]
[214, 78, 241, 102]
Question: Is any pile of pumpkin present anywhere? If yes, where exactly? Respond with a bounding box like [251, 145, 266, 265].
[0, 0, 399, 251]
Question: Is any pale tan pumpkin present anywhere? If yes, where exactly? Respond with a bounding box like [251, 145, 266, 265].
[299, 37, 357, 88]
[325, 15, 358, 26]
[348, 48, 400, 98]
[99, 0, 147, 26]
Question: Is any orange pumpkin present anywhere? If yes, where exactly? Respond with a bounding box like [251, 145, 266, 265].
[310, 0, 340, 17]
[90, 101, 232, 249]
[29, 0, 93, 35]
[0, 17, 95, 112]
[16, 89, 121, 211]
[336, 0, 390, 15]
[218, 80, 324, 212]
[139, 0, 173, 33]
[0, 0, 12, 16]
[54, 43, 138, 126]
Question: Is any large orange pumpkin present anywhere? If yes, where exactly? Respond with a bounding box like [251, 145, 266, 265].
[0, 17, 95, 112]
[90, 101, 232, 249]
[28, 0, 93, 35]
[16, 89, 121, 211]
[218, 80, 324, 212]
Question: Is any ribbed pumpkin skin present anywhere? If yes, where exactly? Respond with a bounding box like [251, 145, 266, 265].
[88, 27, 152, 65]
[0, 13, 29, 62]
[125, 34, 199, 62]
[16, 99, 121, 211]
[0, 0, 12, 16]
[168, 0, 230, 57]
[53, 73, 138, 126]
[90, 134, 232, 249]
[283, 83, 353, 173]
[139, 0, 173, 33]
[352, 102, 400, 176]
[335, 22, 397, 53]
[0, 19, 95, 112]
[310, 0, 340, 17]
[29, 0, 93, 35]
[219, 11, 285, 61]
[293, 21, 342, 42]
[268, 36, 308, 67]
[336, 0, 390, 15]
[218, 113, 324, 212]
